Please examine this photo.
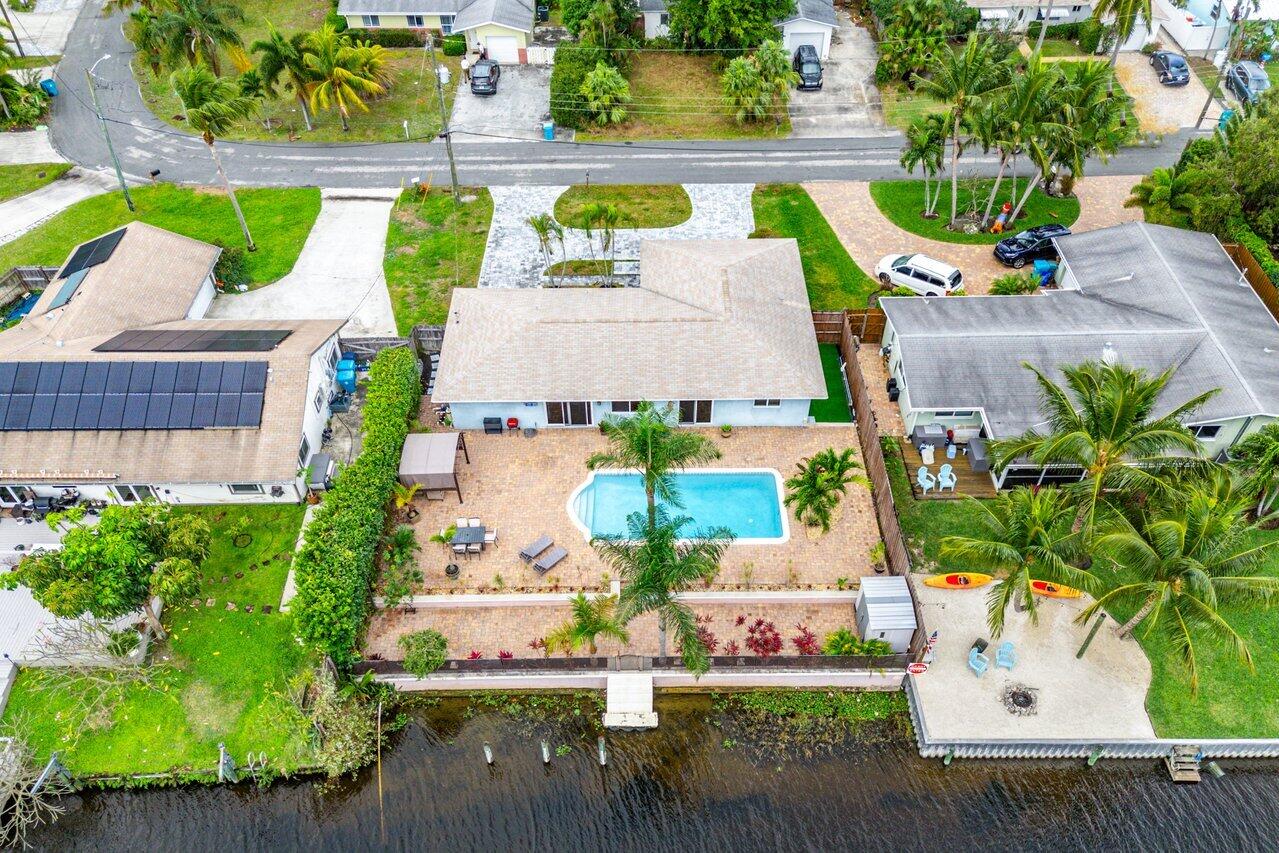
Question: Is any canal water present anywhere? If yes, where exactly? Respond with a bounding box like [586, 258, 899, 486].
[28, 695, 1279, 852]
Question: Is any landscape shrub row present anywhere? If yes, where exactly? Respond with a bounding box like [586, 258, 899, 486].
[549, 44, 606, 130]
[1230, 219, 1279, 286]
[343, 28, 424, 47]
[292, 346, 421, 664]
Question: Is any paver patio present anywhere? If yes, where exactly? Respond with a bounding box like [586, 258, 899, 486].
[402, 426, 879, 594]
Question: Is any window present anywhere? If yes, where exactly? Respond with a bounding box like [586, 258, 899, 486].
[659, 12, 669, 24]
[932, 410, 976, 418]
[547, 401, 592, 425]
[440, 14, 454, 33]
[314, 388, 325, 413]
[407, 14, 424, 26]
[611, 401, 640, 413]
[678, 400, 713, 424]
[299, 435, 311, 467]
[1071, 4, 1082, 10]
[361, 14, 380, 26]
[327, 346, 340, 372]
[115, 484, 156, 502]
[0, 485, 27, 504]
[229, 483, 264, 495]
[1193, 424, 1221, 440]
[754, 399, 781, 408]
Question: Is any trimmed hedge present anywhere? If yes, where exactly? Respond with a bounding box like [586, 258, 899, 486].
[442, 34, 466, 56]
[292, 346, 421, 665]
[1230, 219, 1279, 286]
[1077, 19, 1106, 54]
[345, 28, 424, 47]
[550, 44, 606, 130]
[1026, 21, 1081, 41]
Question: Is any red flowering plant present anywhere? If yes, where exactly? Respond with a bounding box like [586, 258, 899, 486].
[679, 613, 719, 657]
[724, 640, 741, 656]
[467, 649, 483, 660]
[745, 618, 782, 657]
[792, 624, 820, 655]
[498, 649, 514, 660]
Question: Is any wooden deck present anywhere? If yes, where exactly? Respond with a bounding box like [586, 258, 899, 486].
[898, 442, 997, 500]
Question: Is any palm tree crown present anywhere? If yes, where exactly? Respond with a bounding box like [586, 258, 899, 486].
[171, 63, 258, 143]
[545, 593, 630, 656]
[155, 0, 244, 76]
[303, 24, 385, 132]
[784, 448, 870, 533]
[251, 21, 316, 130]
[1229, 422, 1279, 520]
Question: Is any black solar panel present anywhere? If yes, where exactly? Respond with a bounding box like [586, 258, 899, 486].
[0, 360, 269, 431]
[94, 328, 293, 353]
[59, 228, 126, 280]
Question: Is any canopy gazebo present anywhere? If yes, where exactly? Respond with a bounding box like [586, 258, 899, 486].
[398, 431, 469, 502]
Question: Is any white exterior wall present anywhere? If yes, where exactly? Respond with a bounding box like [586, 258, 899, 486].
[1155, 0, 1231, 53]
[710, 399, 810, 426]
[448, 398, 812, 429]
[643, 10, 668, 37]
[187, 273, 216, 320]
[781, 21, 833, 60]
[300, 336, 342, 469]
[977, 3, 1094, 31]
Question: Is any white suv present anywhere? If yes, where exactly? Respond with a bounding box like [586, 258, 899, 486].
[874, 254, 963, 296]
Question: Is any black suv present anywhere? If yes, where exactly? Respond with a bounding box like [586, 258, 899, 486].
[792, 44, 822, 91]
[993, 223, 1071, 268]
[1149, 50, 1190, 86]
[470, 59, 500, 96]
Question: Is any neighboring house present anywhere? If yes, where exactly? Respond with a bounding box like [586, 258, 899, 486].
[880, 222, 1279, 489]
[637, 0, 838, 60]
[1155, 0, 1279, 55]
[0, 223, 343, 507]
[337, 0, 535, 63]
[969, 0, 1095, 31]
[432, 239, 827, 429]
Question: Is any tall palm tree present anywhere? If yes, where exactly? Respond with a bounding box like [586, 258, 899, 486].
[784, 448, 870, 533]
[1230, 422, 1279, 520]
[1083, 478, 1279, 691]
[587, 401, 721, 530]
[1090, 0, 1153, 68]
[544, 593, 630, 656]
[251, 21, 315, 131]
[900, 112, 946, 219]
[979, 54, 1066, 227]
[155, 0, 245, 76]
[915, 33, 1008, 227]
[302, 24, 385, 132]
[989, 360, 1219, 536]
[170, 64, 259, 250]
[940, 487, 1094, 636]
[128, 9, 168, 77]
[595, 509, 734, 673]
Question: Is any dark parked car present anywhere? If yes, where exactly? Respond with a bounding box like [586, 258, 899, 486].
[1225, 60, 1271, 104]
[993, 223, 1071, 268]
[470, 59, 500, 96]
[792, 44, 822, 91]
[1149, 50, 1190, 86]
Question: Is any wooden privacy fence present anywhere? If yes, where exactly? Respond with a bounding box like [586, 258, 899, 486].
[0, 266, 57, 312]
[1224, 243, 1279, 322]
[812, 308, 885, 344]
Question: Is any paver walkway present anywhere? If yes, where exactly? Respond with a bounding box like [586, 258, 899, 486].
[207, 188, 398, 337]
[0, 167, 118, 246]
[805, 176, 1146, 295]
[479, 184, 756, 288]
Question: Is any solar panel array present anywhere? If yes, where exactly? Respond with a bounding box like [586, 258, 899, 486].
[95, 329, 293, 353]
[0, 360, 268, 431]
[58, 228, 127, 280]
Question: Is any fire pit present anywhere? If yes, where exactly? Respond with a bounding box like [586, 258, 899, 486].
[1002, 684, 1039, 717]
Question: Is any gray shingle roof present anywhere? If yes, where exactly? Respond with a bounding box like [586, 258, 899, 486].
[782, 0, 837, 27]
[883, 222, 1279, 439]
[637, 0, 666, 11]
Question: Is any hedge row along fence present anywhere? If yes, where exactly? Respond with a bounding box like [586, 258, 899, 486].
[292, 346, 421, 664]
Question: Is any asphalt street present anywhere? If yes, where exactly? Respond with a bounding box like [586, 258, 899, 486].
[47, 0, 1196, 189]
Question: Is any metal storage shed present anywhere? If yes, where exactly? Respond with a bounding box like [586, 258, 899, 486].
[855, 575, 917, 653]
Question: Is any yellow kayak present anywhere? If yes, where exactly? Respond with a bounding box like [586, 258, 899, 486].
[1031, 580, 1082, 599]
[923, 572, 993, 590]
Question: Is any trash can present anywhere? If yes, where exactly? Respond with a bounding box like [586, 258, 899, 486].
[541, 120, 554, 141]
[40, 79, 58, 97]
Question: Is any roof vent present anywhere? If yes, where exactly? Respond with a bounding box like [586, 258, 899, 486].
[1102, 341, 1118, 365]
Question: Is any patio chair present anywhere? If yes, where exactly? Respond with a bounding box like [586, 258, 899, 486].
[484, 528, 498, 545]
[466, 542, 482, 555]
[968, 647, 990, 678]
[467, 517, 481, 528]
[533, 546, 568, 575]
[937, 464, 957, 493]
[456, 517, 468, 529]
[452, 543, 468, 558]
[520, 535, 553, 563]
[996, 641, 1017, 671]
[916, 466, 937, 495]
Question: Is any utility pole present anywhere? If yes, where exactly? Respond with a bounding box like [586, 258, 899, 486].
[425, 35, 461, 206]
[86, 56, 135, 211]
[1034, 0, 1055, 54]
[0, 0, 26, 57]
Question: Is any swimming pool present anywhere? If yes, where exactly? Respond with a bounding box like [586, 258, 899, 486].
[568, 469, 788, 543]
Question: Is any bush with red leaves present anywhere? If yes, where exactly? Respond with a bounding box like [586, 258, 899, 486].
[528, 638, 548, 657]
[724, 640, 741, 656]
[498, 650, 513, 660]
[745, 618, 783, 657]
[678, 613, 719, 656]
[735, 614, 746, 627]
[792, 624, 820, 655]
[467, 649, 483, 659]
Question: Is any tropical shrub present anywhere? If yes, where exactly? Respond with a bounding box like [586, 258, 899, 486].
[580, 61, 630, 126]
[442, 34, 466, 56]
[792, 624, 820, 655]
[989, 272, 1039, 295]
[323, 10, 348, 31]
[1077, 18, 1106, 54]
[822, 628, 894, 656]
[214, 244, 249, 286]
[292, 346, 421, 664]
[665, 0, 791, 49]
[745, 618, 783, 657]
[784, 448, 870, 533]
[549, 44, 606, 129]
[399, 628, 448, 676]
[343, 28, 422, 47]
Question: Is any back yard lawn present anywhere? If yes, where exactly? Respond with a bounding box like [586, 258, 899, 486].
[578, 53, 790, 141]
[0, 185, 320, 284]
[1, 505, 315, 777]
[879, 82, 946, 132]
[751, 184, 878, 310]
[384, 186, 493, 334]
[869, 179, 1081, 245]
[554, 184, 691, 228]
[0, 162, 71, 204]
[809, 344, 853, 423]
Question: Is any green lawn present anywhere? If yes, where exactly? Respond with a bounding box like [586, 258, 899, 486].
[1, 505, 315, 778]
[383, 186, 493, 334]
[553, 184, 692, 229]
[751, 184, 878, 310]
[0, 162, 71, 203]
[579, 53, 790, 141]
[809, 344, 852, 423]
[879, 81, 947, 132]
[0, 184, 320, 285]
[1035, 38, 1085, 57]
[8, 54, 60, 70]
[868, 179, 1081, 245]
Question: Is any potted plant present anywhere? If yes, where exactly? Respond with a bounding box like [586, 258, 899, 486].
[869, 541, 887, 574]
[720, 424, 733, 438]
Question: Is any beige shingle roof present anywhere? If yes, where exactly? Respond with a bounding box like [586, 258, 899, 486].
[432, 239, 826, 403]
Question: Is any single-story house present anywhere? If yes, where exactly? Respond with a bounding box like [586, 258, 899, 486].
[0, 223, 343, 507]
[337, 0, 535, 63]
[639, 0, 839, 60]
[880, 222, 1279, 489]
[432, 239, 827, 429]
[969, 0, 1095, 31]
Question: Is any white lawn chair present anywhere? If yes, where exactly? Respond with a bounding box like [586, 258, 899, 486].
[466, 542, 482, 555]
[916, 466, 937, 495]
[452, 543, 467, 557]
[456, 517, 468, 529]
[467, 517, 481, 528]
[937, 463, 957, 493]
[484, 528, 498, 545]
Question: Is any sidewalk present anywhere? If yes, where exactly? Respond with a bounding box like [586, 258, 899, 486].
[0, 167, 119, 246]
[0, 128, 63, 165]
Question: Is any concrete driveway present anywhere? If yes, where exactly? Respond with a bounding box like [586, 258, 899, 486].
[449, 65, 554, 143]
[788, 10, 888, 138]
[1114, 52, 1221, 133]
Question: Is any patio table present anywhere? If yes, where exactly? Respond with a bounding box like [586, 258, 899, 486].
[452, 526, 486, 546]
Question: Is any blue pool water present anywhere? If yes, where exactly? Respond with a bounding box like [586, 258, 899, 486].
[571, 470, 785, 541]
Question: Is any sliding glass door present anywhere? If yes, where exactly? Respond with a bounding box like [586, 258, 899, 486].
[678, 400, 713, 424]
[546, 401, 593, 426]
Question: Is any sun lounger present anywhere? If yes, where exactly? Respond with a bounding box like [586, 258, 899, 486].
[520, 535, 553, 562]
[533, 546, 567, 575]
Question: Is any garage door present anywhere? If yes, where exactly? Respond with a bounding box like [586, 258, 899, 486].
[785, 30, 823, 56]
[485, 35, 519, 64]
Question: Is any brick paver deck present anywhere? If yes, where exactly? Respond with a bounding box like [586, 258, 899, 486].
[403, 427, 880, 593]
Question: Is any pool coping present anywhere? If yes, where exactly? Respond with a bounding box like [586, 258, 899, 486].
[566, 467, 791, 545]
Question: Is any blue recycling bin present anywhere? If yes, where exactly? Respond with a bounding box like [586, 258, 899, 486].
[40, 78, 58, 97]
[542, 121, 555, 141]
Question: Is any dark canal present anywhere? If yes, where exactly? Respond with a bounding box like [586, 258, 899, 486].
[28, 695, 1279, 852]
